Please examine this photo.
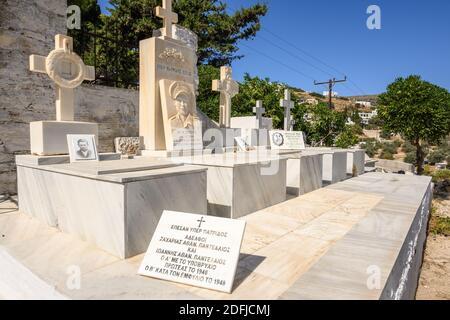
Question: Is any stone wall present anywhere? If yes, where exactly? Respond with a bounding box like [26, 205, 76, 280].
[0, 0, 139, 194]
[76, 85, 139, 153]
[0, 0, 67, 194]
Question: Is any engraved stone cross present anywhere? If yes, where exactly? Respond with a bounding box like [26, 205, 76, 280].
[280, 89, 295, 131]
[253, 100, 265, 129]
[29, 34, 95, 121]
[155, 0, 179, 38]
[212, 66, 239, 128]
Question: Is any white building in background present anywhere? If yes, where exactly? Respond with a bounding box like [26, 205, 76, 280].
[359, 109, 378, 125]
[305, 98, 318, 105]
[356, 101, 372, 108]
[323, 91, 339, 97]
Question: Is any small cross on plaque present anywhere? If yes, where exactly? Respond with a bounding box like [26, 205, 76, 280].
[197, 216, 206, 228]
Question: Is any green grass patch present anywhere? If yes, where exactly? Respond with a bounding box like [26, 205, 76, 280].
[429, 215, 450, 236]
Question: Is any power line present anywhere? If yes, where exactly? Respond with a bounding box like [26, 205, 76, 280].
[261, 28, 367, 96]
[251, 33, 360, 96]
[240, 42, 316, 82]
[227, 4, 367, 96]
[314, 77, 348, 109]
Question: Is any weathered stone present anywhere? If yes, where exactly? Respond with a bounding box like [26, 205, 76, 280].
[114, 137, 142, 155]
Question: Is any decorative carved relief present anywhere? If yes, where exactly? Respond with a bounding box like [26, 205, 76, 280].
[159, 47, 185, 64]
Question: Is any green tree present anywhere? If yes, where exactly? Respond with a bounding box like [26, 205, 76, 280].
[298, 103, 346, 147]
[335, 125, 359, 148]
[378, 75, 450, 175]
[104, 0, 267, 65]
[68, 0, 103, 65]
[197, 64, 220, 120]
[232, 74, 300, 129]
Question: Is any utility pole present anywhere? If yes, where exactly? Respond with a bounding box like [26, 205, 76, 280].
[314, 77, 347, 109]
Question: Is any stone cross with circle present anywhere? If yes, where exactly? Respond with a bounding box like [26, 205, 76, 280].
[29, 34, 95, 122]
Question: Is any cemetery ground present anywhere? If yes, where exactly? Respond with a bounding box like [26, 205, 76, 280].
[417, 193, 450, 300]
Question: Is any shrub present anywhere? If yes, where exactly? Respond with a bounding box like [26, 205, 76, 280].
[431, 169, 450, 183]
[380, 151, 394, 160]
[404, 152, 416, 164]
[393, 139, 402, 148]
[423, 164, 433, 176]
[428, 149, 447, 164]
[381, 142, 397, 155]
[402, 141, 416, 153]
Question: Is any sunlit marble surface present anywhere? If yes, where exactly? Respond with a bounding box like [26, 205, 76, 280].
[346, 149, 366, 175]
[175, 153, 288, 218]
[0, 173, 432, 299]
[16, 156, 207, 258]
[304, 148, 348, 183]
[286, 154, 323, 196]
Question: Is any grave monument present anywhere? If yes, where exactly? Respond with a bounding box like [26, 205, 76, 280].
[139, 0, 202, 155]
[29, 34, 98, 155]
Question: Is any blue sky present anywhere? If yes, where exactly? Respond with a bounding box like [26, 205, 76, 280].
[98, 0, 450, 96]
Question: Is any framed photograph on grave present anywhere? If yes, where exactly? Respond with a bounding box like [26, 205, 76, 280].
[67, 134, 99, 163]
[159, 79, 203, 152]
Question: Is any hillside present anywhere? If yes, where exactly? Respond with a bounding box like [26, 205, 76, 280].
[290, 88, 379, 112]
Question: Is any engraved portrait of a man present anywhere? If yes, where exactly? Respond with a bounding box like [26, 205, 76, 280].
[168, 82, 198, 129]
[76, 138, 92, 159]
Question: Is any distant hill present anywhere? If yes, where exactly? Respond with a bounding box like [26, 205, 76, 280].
[289, 87, 379, 112]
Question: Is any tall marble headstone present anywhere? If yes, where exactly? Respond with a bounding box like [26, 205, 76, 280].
[140, 0, 201, 153]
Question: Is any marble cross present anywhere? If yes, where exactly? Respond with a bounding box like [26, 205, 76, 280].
[280, 89, 295, 131]
[253, 100, 265, 129]
[212, 66, 239, 128]
[290, 115, 296, 131]
[155, 0, 178, 38]
[29, 34, 95, 121]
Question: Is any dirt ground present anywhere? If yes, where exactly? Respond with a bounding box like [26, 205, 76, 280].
[416, 198, 450, 300]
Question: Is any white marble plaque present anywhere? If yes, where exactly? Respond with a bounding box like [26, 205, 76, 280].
[269, 130, 305, 150]
[138, 211, 246, 293]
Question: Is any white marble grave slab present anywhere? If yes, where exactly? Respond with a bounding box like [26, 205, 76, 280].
[346, 149, 366, 176]
[175, 154, 287, 218]
[304, 148, 347, 183]
[286, 153, 323, 196]
[138, 211, 246, 293]
[30, 121, 98, 156]
[16, 156, 208, 258]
